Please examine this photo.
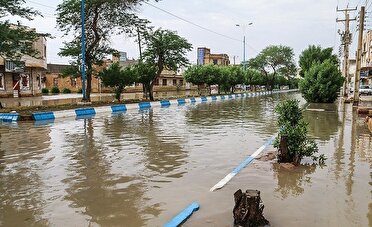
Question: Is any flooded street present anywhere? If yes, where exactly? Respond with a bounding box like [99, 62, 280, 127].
[0, 92, 372, 227]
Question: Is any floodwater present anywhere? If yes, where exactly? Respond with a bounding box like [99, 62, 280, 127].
[0, 92, 371, 227]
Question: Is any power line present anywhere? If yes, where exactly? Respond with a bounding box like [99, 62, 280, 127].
[143, 2, 258, 54]
[27, 0, 56, 10]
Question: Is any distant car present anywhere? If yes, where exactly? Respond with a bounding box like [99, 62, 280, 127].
[360, 85, 372, 95]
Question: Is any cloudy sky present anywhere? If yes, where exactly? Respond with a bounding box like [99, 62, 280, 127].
[10, 0, 372, 65]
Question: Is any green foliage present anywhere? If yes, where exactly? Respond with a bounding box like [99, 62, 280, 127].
[299, 60, 344, 103]
[51, 87, 60, 94]
[41, 88, 49, 94]
[273, 100, 319, 165]
[99, 63, 137, 101]
[62, 88, 71, 94]
[133, 61, 157, 99]
[142, 28, 192, 100]
[299, 45, 338, 77]
[0, 0, 47, 59]
[56, 0, 151, 101]
[248, 45, 296, 90]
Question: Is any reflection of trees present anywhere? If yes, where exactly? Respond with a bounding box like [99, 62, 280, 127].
[303, 106, 340, 142]
[0, 125, 50, 226]
[104, 110, 188, 176]
[63, 119, 158, 226]
[273, 163, 316, 198]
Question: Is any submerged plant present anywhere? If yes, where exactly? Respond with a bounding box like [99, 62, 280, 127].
[273, 99, 320, 165]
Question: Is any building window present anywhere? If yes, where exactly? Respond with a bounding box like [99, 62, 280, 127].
[70, 78, 77, 87]
[179, 79, 184, 86]
[53, 78, 58, 87]
[154, 79, 159, 86]
[44, 45, 47, 58]
[213, 59, 218, 65]
[173, 79, 177, 86]
[0, 73, 4, 90]
[162, 79, 167, 86]
[20, 74, 30, 90]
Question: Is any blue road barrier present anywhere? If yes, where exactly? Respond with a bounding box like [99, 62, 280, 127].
[138, 102, 151, 110]
[75, 107, 96, 117]
[160, 100, 171, 107]
[220, 95, 225, 100]
[190, 97, 196, 103]
[32, 112, 55, 121]
[164, 202, 200, 227]
[201, 96, 207, 102]
[177, 99, 186, 105]
[228, 95, 233, 99]
[211, 96, 217, 101]
[0, 113, 19, 122]
[111, 104, 127, 112]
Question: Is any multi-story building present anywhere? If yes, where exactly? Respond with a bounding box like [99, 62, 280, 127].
[197, 47, 230, 66]
[360, 30, 372, 85]
[0, 28, 47, 98]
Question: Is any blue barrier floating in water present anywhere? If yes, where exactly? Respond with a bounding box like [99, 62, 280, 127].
[75, 107, 96, 116]
[190, 97, 196, 103]
[0, 113, 19, 122]
[32, 112, 55, 121]
[201, 96, 207, 102]
[160, 100, 171, 107]
[138, 102, 151, 110]
[211, 96, 217, 101]
[111, 105, 127, 112]
[177, 99, 186, 105]
[164, 202, 200, 227]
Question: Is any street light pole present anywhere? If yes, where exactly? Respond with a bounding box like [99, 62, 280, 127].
[81, 0, 87, 101]
[236, 23, 252, 71]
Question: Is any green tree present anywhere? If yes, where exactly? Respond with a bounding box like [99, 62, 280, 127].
[184, 65, 206, 95]
[142, 29, 192, 100]
[0, 0, 45, 59]
[99, 63, 137, 101]
[273, 99, 319, 165]
[299, 60, 344, 103]
[298, 45, 338, 77]
[134, 61, 157, 99]
[56, 0, 150, 102]
[248, 45, 295, 91]
[227, 66, 245, 93]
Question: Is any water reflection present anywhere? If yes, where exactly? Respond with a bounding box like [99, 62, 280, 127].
[273, 163, 317, 198]
[61, 119, 158, 226]
[0, 125, 51, 226]
[303, 103, 340, 141]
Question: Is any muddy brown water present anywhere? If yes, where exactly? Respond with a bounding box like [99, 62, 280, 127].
[0, 92, 371, 227]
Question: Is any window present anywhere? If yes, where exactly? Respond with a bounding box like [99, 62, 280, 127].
[44, 45, 47, 58]
[20, 74, 30, 90]
[154, 79, 159, 86]
[162, 79, 167, 86]
[213, 59, 218, 65]
[53, 78, 58, 87]
[173, 79, 177, 86]
[0, 73, 4, 90]
[179, 79, 184, 86]
[70, 78, 77, 87]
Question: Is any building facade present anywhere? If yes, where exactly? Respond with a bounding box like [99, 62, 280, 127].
[197, 47, 230, 66]
[0, 35, 47, 98]
[360, 30, 372, 85]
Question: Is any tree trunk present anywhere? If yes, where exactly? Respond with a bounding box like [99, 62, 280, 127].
[149, 82, 154, 101]
[86, 73, 92, 102]
[233, 189, 269, 227]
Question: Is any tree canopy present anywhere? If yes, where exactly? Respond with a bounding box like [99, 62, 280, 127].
[56, 0, 151, 101]
[298, 45, 338, 77]
[299, 59, 343, 103]
[142, 28, 192, 100]
[0, 0, 44, 59]
[248, 45, 295, 90]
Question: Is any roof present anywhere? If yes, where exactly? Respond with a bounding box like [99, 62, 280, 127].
[47, 64, 72, 74]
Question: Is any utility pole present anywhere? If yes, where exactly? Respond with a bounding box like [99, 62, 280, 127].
[81, 0, 87, 101]
[353, 6, 365, 106]
[337, 6, 356, 98]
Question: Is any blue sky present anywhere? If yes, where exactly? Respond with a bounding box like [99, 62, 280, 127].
[9, 0, 371, 64]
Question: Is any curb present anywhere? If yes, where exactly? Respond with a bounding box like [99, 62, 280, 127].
[1, 89, 297, 122]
